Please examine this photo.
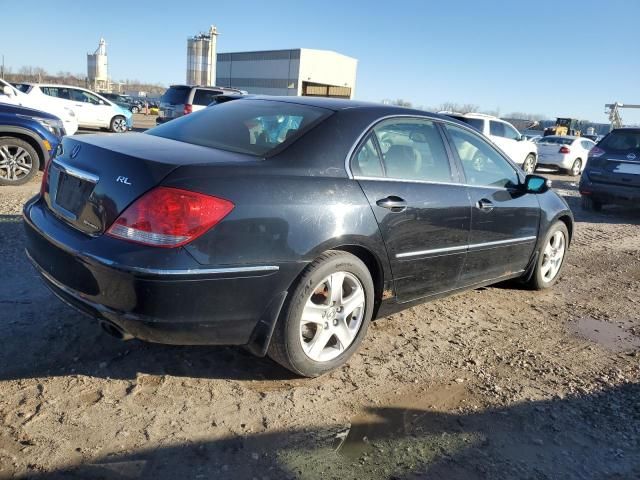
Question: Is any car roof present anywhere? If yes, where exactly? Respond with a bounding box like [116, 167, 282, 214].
[232, 95, 452, 119]
[0, 102, 60, 120]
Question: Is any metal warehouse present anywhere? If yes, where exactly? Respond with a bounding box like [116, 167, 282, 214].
[215, 48, 358, 99]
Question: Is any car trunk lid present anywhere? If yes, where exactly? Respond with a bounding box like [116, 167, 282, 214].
[44, 133, 255, 235]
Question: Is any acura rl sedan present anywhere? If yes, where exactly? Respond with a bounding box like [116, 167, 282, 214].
[23, 97, 573, 377]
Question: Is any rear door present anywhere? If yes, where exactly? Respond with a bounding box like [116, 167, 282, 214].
[351, 117, 471, 302]
[589, 130, 640, 187]
[443, 123, 540, 286]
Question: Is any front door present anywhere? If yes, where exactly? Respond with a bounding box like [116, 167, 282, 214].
[489, 119, 525, 165]
[351, 118, 471, 302]
[69, 89, 108, 127]
[443, 123, 540, 285]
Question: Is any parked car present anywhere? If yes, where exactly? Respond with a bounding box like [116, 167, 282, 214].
[580, 128, 640, 210]
[156, 85, 244, 125]
[443, 113, 538, 173]
[24, 97, 573, 376]
[536, 135, 595, 176]
[16, 83, 133, 133]
[1, 79, 78, 135]
[100, 93, 143, 113]
[0, 103, 64, 185]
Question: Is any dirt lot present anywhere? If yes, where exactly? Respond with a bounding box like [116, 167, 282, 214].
[0, 135, 638, 479]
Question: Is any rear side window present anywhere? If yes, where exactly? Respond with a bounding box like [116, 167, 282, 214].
[148, 99, 331, 156]
[161, 87, 190, 105]
[489, 121, 506, 137]
[599, 130, 640, 154]
[193, 89, 223, 106]
[351, 118, 452, 183]
[451, 116, 484, 132]
[41, 86, 71, 100]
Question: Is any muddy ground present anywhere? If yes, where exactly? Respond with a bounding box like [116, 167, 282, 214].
[0, 150, 639, 479]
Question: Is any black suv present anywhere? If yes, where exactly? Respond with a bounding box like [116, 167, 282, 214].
[580, 128, 640, 210]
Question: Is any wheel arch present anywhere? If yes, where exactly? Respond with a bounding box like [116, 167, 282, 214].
[557, 214, 573, 245]
[0, 129, 47, 169]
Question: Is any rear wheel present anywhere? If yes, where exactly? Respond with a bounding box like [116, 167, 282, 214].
[268, 251, 374, 377]
[0, 137, 40, 186]
[524, 221, 568, 290]
[523, 154, 536, 174]
[568, 158, 582, 176]
[131, 106, 140, 114]
[581, 196, 602, 211]
[110, 115, 127, 133]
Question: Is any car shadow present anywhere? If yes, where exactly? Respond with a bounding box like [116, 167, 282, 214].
[13, 382, 640, 479]
[0, 214, 296, 383]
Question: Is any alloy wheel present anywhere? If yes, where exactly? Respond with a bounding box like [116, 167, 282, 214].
[541, 231, 566, 282]
[571, 159, 582, 176]
[523, 155, 535, 174]
[299, 271, 366, 362]
[113, 117, 127, 133]
[0, 145, 33, 182]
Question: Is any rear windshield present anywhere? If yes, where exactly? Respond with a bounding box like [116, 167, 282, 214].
[599, 130, 640, 153]
[147, 99, 332, 156]
[161, 86, 190, 105]
[452, 116, 484, 132]
[538, 136, 573, 145]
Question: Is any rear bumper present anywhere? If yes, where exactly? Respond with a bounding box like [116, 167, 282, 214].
[580, 173, 640, 205]
[23, 196, 300, 346]
[537, 154, 573, 169]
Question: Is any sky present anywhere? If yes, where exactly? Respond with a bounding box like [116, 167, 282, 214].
[2, 0, 640, 124]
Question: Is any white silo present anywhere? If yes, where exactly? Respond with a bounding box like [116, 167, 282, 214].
[186, 25, 218, 86]
[87, 38, 108, 91]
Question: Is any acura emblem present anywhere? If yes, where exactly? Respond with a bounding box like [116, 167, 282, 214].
[70, 145, 81, 159]
[627, 153, 637, 160]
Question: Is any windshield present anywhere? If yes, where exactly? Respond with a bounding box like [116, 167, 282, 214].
[599, 130, 640, 154]
[538, 136, 574, 145]
[148, 99, 332, 156]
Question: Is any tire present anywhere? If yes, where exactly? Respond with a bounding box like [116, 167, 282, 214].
[524, 221, 569, 290]
[0, 136, 40, 186]
[131, 106, 140, 114]
[268, 250, 375, 377]
[523, 154, 536, 174]
[568, 158, 582, 177]
[581, 196, 602, 212]
[110, 115, 128, 133]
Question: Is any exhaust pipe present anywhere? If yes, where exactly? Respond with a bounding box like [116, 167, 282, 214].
[99, 320, 133, 341]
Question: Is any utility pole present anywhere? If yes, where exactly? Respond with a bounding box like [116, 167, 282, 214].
[1, 55, 4, 78]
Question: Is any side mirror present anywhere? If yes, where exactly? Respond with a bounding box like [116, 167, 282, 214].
[524, 174, 551, 194]
[2, 85, 14, 96]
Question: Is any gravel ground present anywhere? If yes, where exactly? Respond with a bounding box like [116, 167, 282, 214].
[0, 153, 638, 479]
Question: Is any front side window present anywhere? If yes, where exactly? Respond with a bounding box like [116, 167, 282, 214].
[148, 99, 331, 156]
[445, 124, 519, 188]
[503, 123, 521, 140]
[368, 118, 452, 182]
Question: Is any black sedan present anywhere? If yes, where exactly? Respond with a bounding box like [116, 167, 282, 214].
[23, 97, 573, 377]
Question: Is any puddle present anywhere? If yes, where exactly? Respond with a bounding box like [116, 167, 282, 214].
[336, 383, 471, 459]
[573, 317, 640, 352]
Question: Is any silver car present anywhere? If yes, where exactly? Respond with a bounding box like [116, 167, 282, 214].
[156, 85, 244, 125]
[536, 136, 596, 176]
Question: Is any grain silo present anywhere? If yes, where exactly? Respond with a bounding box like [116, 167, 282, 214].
[186, 26, 218, 86]
[87, 38, 109, 92]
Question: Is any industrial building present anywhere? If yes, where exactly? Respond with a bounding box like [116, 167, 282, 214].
[186, 26, 218, 86]
[215, 48, 358, 98]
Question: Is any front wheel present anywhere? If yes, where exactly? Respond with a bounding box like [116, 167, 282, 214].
[110, 115, 128, 133]
[524, 221, 569, 290]
[0, 137, 40, 186]
[268, 251, 374, 377]
[522, 154, 536, 174]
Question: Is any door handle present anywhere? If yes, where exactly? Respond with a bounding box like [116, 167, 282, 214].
[376, 196, 407, 212]
[476, 199, 494, 212]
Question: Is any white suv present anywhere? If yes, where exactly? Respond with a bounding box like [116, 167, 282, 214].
[445, 113, 538, 173]
[15, 83, 133, 133]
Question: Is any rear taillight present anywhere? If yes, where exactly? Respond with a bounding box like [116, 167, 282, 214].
[184, 104, 193, 115]
[40, 157, 52, 196]
[106, 187, 234, 248]
[589, 146, 605, 158]
[559, 146, 571, 154]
